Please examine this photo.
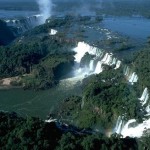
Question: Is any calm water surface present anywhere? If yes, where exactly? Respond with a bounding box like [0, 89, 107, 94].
[0, 83, 81, 119]
[103, 16, 150, 42]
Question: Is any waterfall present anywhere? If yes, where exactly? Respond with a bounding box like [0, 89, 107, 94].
[120, 119, 137, 137]
[139, 88, 149, 106]
[113, 87, 150, 138]
[49, 29, 57, 35]
[5, 15, 43, 35]
[119, 118, 150, 138]
[143, 92, 149, 105]
[114, 60, 121, 69]
[124, 66, 130, 76]
[45, 118, 57, 123]
[114, 116, 124, 134]
[104, 53, 113, 65]
[129, 72, 138, 84]
[73, 42, 123, 76]
[96, 49, 104, 57]
[81, 97, 85, 109]
[146, 105, 150, 114]
[89, 60, 94, 71]
[123, 66, 138, 84]
[101, 53, 109, 63]
[110, 58, 117, 66]
[73, 42, 150, 138]
[114, 87, 150, 138]
[73, 42, 89, 63]
[73, 42, 97, 63]
[114, 113, 150, 137]
[129, 72, 135, 83]
[94, 61, 103, 74]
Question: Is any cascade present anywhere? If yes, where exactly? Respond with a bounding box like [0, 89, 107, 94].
[120, 118, 150, 138]
[120, 119, 137, 137]
[5, 15, 43, 34]
[142, 93, 149, 106]
[123, 66, 138, 84]
[73, 42, 89, 63]
[89, 60, 94, 71]
[101, 53, 109, 62]
[104, 54, 113, 65]
[73, 41, 150, 138]
[115, 87, 150, 138]
[73, 42, 123, 76]
[45, 118, 57, 123]
[49, 29, 57, 35]
[96, 49, 104, 57]
[133, 74, 138, 83]
[129, 72, 138, 84]
[94, 61, 103, 74]
[139, 88, 149, 106]
[110, 58, 117, 66]
[114, 116, 124, 134]
[128, 72, 135, 83]
[114, 60, 121, 69]
[146, 105, 150, 114]
[73, 42, 97, 63]
[81, 97, 85, 109]
[124, 66, 130, 76]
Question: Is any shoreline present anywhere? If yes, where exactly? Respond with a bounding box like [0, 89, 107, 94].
[0, 85, 22, 90]
[0, 76, 22, 90]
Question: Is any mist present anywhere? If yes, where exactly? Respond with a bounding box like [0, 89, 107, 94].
[36, 0, 52, 23]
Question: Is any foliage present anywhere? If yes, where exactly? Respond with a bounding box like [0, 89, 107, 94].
[0, 28, 75, 89]
[22, 53, 74, 90]
[57, 68, 144, 129]
[0, 112, 62, 150]
[0, 111, 141, 150]
[81, 68, 143, 128]
[133, 47, 150, 90]
[24, 17, 73, 37]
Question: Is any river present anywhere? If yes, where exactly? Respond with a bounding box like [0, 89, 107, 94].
[0, 79, 82, 119]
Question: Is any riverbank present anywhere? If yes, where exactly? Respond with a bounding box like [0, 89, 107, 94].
[0, 76, 22, 89]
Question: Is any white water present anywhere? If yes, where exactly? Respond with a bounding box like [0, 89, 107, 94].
[89, 60, 94, 71]
[45, 118, 57, 123]
[115, 116, 124, 134]
[139, 88, 149, 106]
[73, 42, 97, 63]
[110, 58, 117, 66]
[73, 42, 122, 75]
[73, 41, 150, 138]
[114, 60, 121, 69]
[49, 29, 57, 35]
[101, 53, 113, 65]
[146, 105, 150, 115]
[5, 15, 43, 34]
[124, 66, 138, 84]
[105, 54, 113, 65]
[129, 72, 138, 84]
[120, 118, 150, 138]
[114, 88, 150, 138]
[72, 41, 150, 138]
[124, 66, 130, 76]
[94, 61, 103, 74]
[101, 53, 109, 63]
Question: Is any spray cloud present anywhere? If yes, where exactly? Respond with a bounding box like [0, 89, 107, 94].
[37, 0, 52, 23]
